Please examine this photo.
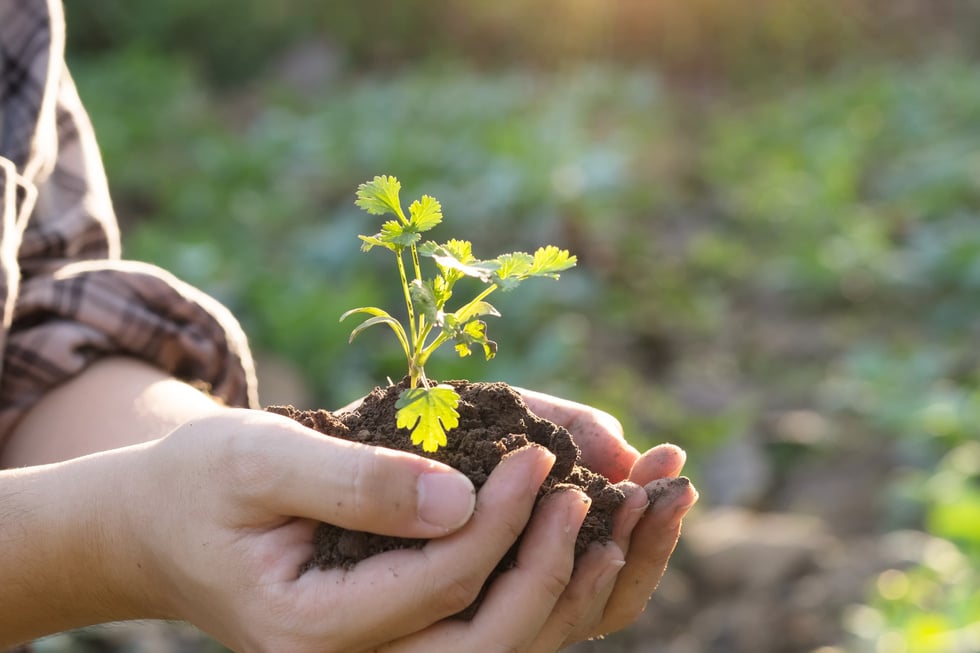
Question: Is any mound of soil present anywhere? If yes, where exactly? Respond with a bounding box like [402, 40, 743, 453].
[267, 379, 627, 616]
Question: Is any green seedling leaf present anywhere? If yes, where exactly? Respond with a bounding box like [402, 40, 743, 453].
[359, 234, 397, 252]
[409, 195, 443, 232]
[361, 219, 426, 252]
[347, 315, 404, 343]
[529, 245, 577, 278]
[491, 252, 534, 290]
[489, 247, 576, 288]
[431, 238, 477, 284]
[380, 219, 421, 247]
[346, 174, 577, 453]
[395, 385, 461, 453]
[355, 175, 404, 217]
[453, 319, 497, 360]
[454, 300, 500, 323]
[420, 241, 499, 283]
[340, 307, 410, 357]
[410, 278, 451, 326]
[442, 238, 475, 263]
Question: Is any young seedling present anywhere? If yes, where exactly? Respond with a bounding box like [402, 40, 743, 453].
[342, 175, 577, 453]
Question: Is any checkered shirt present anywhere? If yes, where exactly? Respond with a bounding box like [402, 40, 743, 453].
[0, 0, 259, 445]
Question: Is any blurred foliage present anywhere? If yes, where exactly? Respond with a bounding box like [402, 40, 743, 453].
[72, 51, 669, 408]
[700, 61, 980, 649]
[66, 0, 980, 84]
[63, 0, 980, 648]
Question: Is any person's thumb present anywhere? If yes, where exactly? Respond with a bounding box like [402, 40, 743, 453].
[207, 410, 477, 538]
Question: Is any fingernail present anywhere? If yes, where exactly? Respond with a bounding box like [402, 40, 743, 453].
[503, 444, 556, 493]
[656, 443, 687, 470]
[567, 490, 592, 535]
[550, 487, 591, 535]
[646, 476, 698, 526]
[646, 476, 691, 508]
[417, 472, 476, 532]
[667, 487, 699, 529]
[618, 482, 650, 535]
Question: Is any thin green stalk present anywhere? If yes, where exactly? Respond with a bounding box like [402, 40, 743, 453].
[469, 285, 497, 308]
[410, 243, 423, 287]
[395, 250, 419, 386]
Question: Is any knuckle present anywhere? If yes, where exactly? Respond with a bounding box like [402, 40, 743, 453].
[210, 411, 296, 502]
[501, 514, 526, 542]
[541, 566, 573, 603]
[562, 613, 581, 633]
[221, 429, 275, 495]
[433, 571, 484, 614]
[595, 410, 624, 438]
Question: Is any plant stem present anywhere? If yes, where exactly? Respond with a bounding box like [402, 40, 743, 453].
[395, 250, 420, 387]
[469, 285, 498, 309]
[409, 242, 427, 386]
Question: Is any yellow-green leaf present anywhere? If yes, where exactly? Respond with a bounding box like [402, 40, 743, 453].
[395, 385, 460, 453]
[420, 241, 498, 283]
[409, 195, 443, 232]
[380, 219, 421, 247]
[339, 307, 410, 358]
[529, 245, 577, 278]
[355, 175, 403, 217]
[492, 252, 533, 290]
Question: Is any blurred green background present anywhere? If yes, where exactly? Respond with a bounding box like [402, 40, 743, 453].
[48, 0, 980, 651]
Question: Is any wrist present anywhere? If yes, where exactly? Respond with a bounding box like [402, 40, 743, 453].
[63, 444, 179, 622]
[0, 449, 161, 646]
[52, 446, 177, 622]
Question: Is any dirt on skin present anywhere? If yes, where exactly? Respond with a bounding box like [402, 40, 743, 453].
[267, 379, 627, 616]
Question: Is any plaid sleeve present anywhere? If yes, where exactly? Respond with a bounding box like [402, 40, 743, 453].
[0, 0, 258, 444]
[0, 259, 258, 435]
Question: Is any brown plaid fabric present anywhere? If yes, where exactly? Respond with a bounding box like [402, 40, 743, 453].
[0, 0, 259, 447]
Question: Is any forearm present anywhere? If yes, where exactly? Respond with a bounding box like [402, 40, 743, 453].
[0, 446, 163, 647]
[1, 356, 227, 467]
[0, 357, 231, 644]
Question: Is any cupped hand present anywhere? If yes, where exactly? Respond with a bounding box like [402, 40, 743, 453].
[121, 408, 621, 652]
[518, 388, 699, 645]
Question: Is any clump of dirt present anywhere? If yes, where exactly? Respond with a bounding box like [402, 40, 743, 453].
[267, 379, 626, 616]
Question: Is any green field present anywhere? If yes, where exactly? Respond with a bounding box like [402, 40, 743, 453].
[48, 2, 980, 650]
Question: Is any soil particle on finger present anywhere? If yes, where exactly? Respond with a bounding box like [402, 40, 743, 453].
[645, 475, 693, 506]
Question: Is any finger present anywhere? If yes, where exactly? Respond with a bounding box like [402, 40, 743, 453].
[553, 483, 648, 645]
[630, 443, 687, 484]
[384, 488, 592, 653]
[516, 388, 640, 482]
[588, 476, 698, 638]
[534, 541, 625, 650]
[610, 481, 650, 556]
[215, 410, 476, 537]
[289, 444, 557, 651]
[473, 489, 590, 653]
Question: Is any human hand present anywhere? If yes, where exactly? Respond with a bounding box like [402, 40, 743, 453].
[518, 388, 699, 645]
[115, 408, 622, 652]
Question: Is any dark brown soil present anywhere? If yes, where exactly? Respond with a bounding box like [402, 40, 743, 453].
[266, 379, 626, 617]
